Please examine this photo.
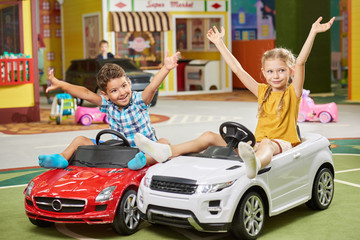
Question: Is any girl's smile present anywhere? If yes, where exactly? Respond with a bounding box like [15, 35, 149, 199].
[262, 58, 292, 92]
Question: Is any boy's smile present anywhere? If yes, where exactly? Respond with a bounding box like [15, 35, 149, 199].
[102, 77, 132, 108]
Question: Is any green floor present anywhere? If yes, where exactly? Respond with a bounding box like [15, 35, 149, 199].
[1, 140, 359, 240]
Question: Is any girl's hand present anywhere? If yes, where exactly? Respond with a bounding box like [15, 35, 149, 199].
[46, 69, 61, 93]
[164, 50, 180, 70]
[311, 16, 335, 34]
[207, 26, 225, 45]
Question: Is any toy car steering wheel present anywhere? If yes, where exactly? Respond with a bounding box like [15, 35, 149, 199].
[219, 122, 256, 149]
[95, 129, 130, 147]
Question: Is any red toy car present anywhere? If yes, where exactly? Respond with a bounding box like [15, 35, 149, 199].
[75, 106, 109, 126]
[24, 130, 148, 235]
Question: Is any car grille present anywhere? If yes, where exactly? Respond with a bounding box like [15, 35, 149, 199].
[150, 175, 198, 195]
[34, 197, 86, 213]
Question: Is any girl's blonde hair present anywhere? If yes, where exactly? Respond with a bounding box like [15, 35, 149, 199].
[258, 48, 296, 118]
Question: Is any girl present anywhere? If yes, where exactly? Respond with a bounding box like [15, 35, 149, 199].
[133, 16, 335, 179]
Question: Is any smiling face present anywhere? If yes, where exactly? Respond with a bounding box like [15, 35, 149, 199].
[101, 77, 132, 108]
[262, 58, 293, 92]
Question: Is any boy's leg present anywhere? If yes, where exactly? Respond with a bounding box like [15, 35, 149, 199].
[39, 136, 94, 168]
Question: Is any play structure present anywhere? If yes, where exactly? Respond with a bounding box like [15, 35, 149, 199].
[298, 89, 338, 123]
[49, 93, 77, 124]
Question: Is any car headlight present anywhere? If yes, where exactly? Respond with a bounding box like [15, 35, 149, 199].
[96, 186, 116, 202]
[143, 177, 152, 188]
[196, 180, 235, 194]
[25, 181, 34, 197]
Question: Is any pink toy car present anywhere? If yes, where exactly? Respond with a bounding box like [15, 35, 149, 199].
[75, 106, 109, 126]
[298, 89, 338, 123]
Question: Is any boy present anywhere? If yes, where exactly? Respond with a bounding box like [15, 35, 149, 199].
[39, 50, 180, 170]
[98, 40, 114, 60]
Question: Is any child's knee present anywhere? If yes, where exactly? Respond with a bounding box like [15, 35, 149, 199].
[73, 136, 93, 146]
[157, 138, 171, 145]
[200, 131, 221, 144]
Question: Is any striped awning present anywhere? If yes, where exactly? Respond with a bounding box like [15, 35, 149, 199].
[110, 12, 172, 32]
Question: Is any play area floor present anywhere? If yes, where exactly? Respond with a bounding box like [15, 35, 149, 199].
[1, 138, 359, 240]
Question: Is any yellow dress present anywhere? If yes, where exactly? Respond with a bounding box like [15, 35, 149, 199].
[255, 83, 301, 145]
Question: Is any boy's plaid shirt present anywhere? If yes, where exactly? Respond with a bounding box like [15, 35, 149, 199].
[99, 92, 156, 146]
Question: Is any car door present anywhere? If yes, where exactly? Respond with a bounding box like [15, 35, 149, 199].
[267, 147, 306, 214]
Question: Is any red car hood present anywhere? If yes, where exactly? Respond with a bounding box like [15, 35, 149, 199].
[31, 166, 142, 198]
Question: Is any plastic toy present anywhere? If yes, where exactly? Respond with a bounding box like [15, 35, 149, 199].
[138, 121, 334, 240]
[24, 130, 149, 235]
[49, 93, 77, 125]
[75, 106, 109, 126]
[298, 89, 338, 123]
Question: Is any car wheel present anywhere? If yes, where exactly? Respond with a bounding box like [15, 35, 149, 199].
[297, 112, 306, 122]
[29, 218, 54, 227]
[112, 189, 140, 235]
[319, 112, 332, 123]
[232, 191, 265, 240]
[306, 168, 334, 210]
[56, 116, 61, 125]
[79, 114, 92, 126]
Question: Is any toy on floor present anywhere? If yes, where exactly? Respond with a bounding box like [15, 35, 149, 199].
[75, 106, 109, 126]
[298, 89, 338, 123]
[49, 93, 77, 125]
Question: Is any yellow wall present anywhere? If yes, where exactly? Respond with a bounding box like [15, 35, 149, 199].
[23, 0, 33, 56]
[0, 0, 34, 109]
[0, 84, 35, 108]
[62, 0, 102, 70]
[350, 0, 360, 100]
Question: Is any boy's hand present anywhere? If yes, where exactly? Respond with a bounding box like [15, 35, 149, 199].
[311, 16, 335, 34]
[46, 69, 61, 93]
[207, 26, 225, 45]
[164, 50, 180, 71]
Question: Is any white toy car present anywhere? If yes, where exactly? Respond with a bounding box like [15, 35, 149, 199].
[137, 122, 334, 240]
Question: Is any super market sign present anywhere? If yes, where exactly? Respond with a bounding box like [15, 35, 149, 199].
[109, 0, 227, 12]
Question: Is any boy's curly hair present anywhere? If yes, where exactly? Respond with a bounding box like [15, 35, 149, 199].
[97, 63, 126, 92]
[258, 48, 296, 118]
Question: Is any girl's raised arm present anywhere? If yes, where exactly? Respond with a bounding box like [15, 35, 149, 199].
[207, 26, 259, 97]
[292, 16, 335, 98]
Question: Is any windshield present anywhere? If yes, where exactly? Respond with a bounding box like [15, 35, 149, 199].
[69, 145, 139, 168]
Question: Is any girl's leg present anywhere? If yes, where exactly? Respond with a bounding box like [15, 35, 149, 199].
[38, 136, 94, 168]
[255, 139, 281, 167]
[238, 138, 280, 179]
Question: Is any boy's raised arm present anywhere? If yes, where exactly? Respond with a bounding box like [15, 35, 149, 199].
[46, 69, 103, 106]
[292, 16, 335, 98]
[142, 50, 180, 105]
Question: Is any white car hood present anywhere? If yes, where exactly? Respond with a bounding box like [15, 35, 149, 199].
[147, 156, 245, 184]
